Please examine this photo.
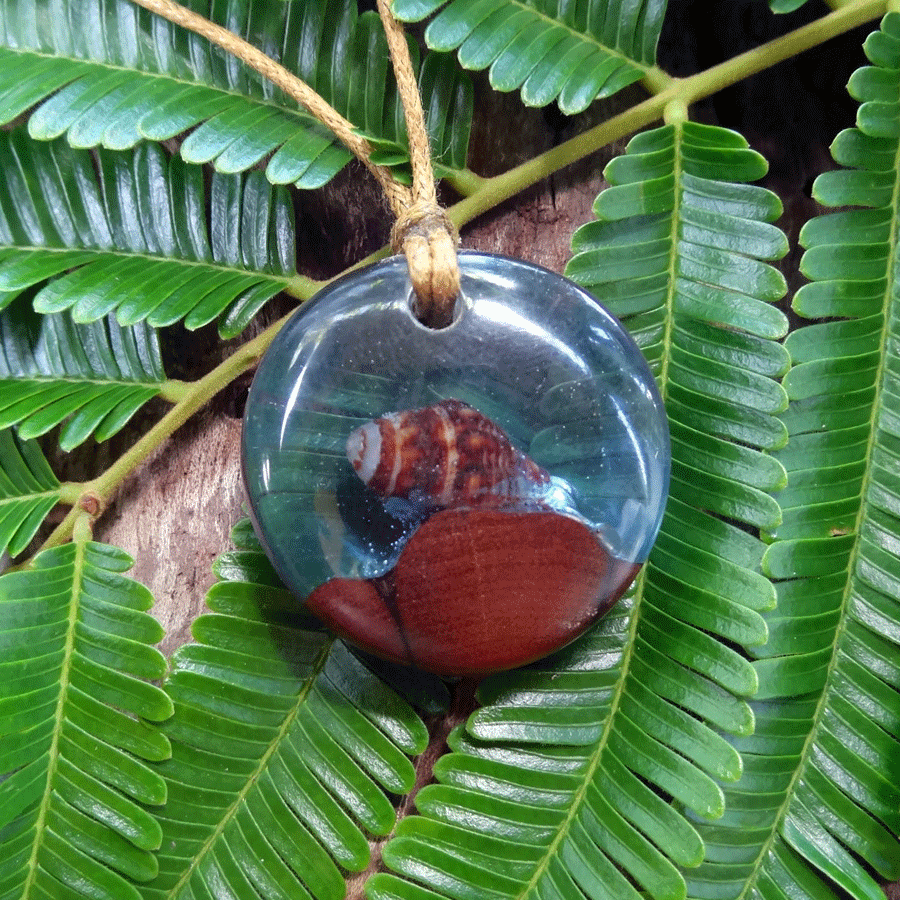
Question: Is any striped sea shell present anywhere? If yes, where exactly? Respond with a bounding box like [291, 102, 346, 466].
[346, 398, 549, 509]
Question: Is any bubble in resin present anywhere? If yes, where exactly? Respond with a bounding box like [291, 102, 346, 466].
[241, 252, 670, 676]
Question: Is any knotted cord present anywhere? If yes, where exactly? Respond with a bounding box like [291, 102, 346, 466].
[128, 0, 460, 327]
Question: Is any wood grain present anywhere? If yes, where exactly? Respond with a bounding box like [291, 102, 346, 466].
[96, 410, 246, 657]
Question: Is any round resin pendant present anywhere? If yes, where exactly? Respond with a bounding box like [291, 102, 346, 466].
[242, 252, 670, 677]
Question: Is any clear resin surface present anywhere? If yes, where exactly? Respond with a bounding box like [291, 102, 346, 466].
[242, 252, 670, 675]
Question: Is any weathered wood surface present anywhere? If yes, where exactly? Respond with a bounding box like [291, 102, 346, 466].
[97, 410, 245, 656]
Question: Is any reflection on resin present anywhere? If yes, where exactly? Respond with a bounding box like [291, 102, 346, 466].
[242, 252, 670, 677]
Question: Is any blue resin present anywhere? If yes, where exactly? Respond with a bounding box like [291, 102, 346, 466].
[243, 252, 670, 600]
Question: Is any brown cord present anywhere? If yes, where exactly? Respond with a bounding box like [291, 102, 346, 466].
[390, 202, 460, 329]
[377, 0, 460, 328]
[129, 0, 460, 328]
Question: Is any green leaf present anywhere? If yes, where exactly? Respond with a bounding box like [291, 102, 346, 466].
[0, 130, 295, 337]
[0, 295, 166, 449]
[769, 0, 811, 11]
[0, 428, 61, 556]
[142, 521, 429, 900]
[0, 539, 172, 900]
[369, 121, 791, 900]
[392, 0, 668, 113]
[369, 601, 739, 900]
[684, 14, 900, 900]
[0, 0, 472, 186]
[568, 121, 789, 527]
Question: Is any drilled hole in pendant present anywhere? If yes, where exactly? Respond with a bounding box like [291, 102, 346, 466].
[407, 285, 462, 331]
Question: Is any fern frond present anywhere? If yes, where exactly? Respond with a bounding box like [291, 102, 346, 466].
[0, 428, 61, 556]
[0, 296, 166, 449]
[0, 130, 294, 337]
[370, 603, 733, 900]
[0, 539, 172, 900]
[0, 0, 472, 186]
[141, 521, 428, 900]
[568, 122, 790, 527]
[681, 15, 900, 900]
[367, 122, 789, 900]
[392, 0, 667, 114]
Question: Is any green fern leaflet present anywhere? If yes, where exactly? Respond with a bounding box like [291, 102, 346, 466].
[0, 540, 173, 900]
[0, 429, 62, 557]
[681, 14, 900, 900]
[769, 0, 811, 12]
[140, 522, 429, 900]
[0, 131, 295, 338]
[0, 0, 472, 187]
[392, 0, 668, 113]
[0, 297, 168, 450]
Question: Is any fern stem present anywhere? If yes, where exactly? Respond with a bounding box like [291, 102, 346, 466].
[659, 118, 684, 405]
[663, 100, 690, 124]
[642, 65, 674, 95]
[57, 483, 84, 506]
[71, 511, 93, 544]
[284, 271, 327, 299]
[442, 168, 485, 198]
[158, 379, 190, 403]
